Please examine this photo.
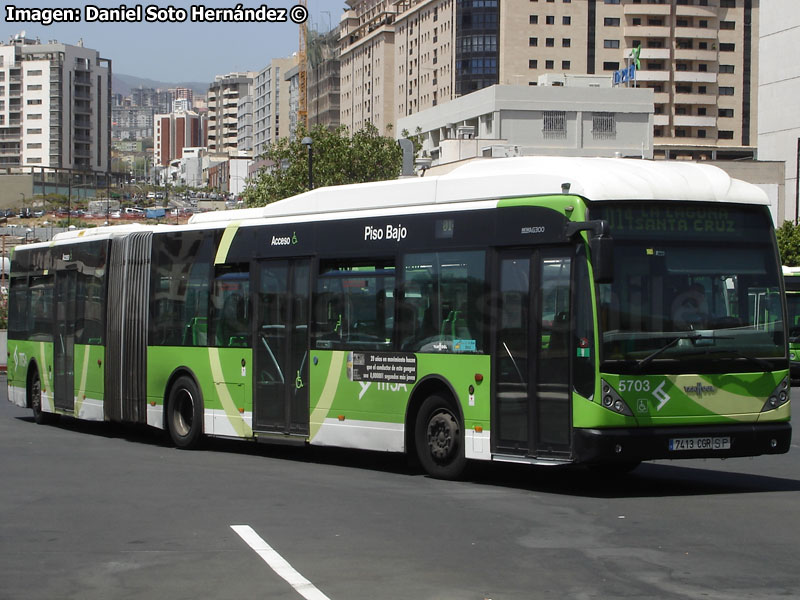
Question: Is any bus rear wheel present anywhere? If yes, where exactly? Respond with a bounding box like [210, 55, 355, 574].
[415, 394, 467, 480]
[30, 370, 47, 425]
[167, 376, 203, 449]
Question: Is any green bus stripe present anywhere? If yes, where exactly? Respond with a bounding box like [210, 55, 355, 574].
[208, 347, 253, 437]
[75, 345, 92, 415]
[214, 221, 241, 265]
[310, 352, 345, 440]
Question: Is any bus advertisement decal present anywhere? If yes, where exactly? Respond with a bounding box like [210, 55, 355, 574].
[348, 351, 417, 384]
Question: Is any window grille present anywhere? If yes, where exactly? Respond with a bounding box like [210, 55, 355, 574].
[542, 110, 567, 139]
[592, 112, 616, 139]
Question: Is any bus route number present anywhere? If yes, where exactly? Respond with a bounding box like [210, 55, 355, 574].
[618, 379, 650, 393]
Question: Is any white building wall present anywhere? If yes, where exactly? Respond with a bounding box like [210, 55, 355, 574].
[397, 84, 654, 165]
[758, 0, 800, 223]
[21, 58, 49, 166]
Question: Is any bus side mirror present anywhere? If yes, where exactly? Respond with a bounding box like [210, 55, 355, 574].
[590, 234, 614, 284]
[565, 219, 614, 284]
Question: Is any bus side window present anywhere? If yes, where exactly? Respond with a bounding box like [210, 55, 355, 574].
[30, 276, 54, 341]
[401, 251, 485, 353]
[210, 265, 250, 348]
[313, 259, 395, 350]
[8, 276, 30, 339]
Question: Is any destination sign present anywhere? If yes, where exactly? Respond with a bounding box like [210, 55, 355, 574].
[592, 205, 768, 241]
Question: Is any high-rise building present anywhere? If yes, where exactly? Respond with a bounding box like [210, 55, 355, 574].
[339, 0, 397, 134]
[252, 56, 298, 157]
[154, 110, 204, 166]
[0, 35, 112, 172]
[340, 0, 759, 159]
[207, 72, 255, 156]
[171, 86, 194, 107]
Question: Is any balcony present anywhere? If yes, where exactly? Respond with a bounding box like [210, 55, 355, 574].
[635, 48, 671, 60]
[674, 115, 717, 127]
[625, 26, 671, 38]
[654, 115, 670, 126]
[675, 5, 718, 18]
[674, 92, 717, 105]
[674, 49, 718, 61]
[635, 70, 672, 82]
[674, 27, 718, 40]
[674, 71, 717, 83]
[624, 4, 671, 16]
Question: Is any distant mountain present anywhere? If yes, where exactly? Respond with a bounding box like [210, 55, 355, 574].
[113, 73, 209, 97]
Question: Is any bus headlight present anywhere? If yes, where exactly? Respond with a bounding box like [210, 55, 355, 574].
[761, 377, 790, 412]
[599, 379, 634, 417]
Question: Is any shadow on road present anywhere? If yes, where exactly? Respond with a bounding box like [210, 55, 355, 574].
[15, 411, 800, 498]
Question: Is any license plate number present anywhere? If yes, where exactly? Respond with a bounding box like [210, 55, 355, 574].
[669, 436, 731, 451]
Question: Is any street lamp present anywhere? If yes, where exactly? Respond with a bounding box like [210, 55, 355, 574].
[301, 136, 313, 190]
[19, 192, 25, 216]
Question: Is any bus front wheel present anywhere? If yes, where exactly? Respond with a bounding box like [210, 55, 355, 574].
[167, 376, 203, 449]
[415, 394, 467, 480]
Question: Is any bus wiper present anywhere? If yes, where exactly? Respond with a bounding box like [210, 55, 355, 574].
[633, 333, 714, 371]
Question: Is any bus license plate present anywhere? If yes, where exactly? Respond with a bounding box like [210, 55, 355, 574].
[669, 436, 730, 451]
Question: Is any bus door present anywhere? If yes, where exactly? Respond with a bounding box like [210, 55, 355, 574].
[53, 268, 77, 412]
[494, 249, 572, 459]
[253, 259, 311, 436]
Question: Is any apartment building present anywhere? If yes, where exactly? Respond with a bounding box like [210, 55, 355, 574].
[339, 0, 397, 134]
[0, 35, 111, 172]
[207, 72, 255, 156]
[509, 0, 758, 160]
[154, 110, 204, 167]
[341, 0, 758, 160]
[252, 55, 298, 157]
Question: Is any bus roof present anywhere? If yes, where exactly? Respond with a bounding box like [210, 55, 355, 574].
[22, 222, 164, 249]
[189, 156, 769, 225]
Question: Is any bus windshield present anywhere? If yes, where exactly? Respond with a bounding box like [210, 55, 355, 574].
[593, 203, 785, 373]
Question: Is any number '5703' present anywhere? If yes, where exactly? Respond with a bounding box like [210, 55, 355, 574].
[618, 379, 651, 393]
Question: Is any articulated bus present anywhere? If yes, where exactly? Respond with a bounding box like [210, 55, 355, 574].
[7, 157, 791, 478]
[783, 266, 800, 385]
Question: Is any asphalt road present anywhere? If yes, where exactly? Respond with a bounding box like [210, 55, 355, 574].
[2, 375, 799, 600]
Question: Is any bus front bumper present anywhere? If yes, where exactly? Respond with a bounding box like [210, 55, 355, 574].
[573, 422, 791, 464]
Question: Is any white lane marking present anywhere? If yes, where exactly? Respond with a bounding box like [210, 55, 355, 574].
[231, 525, 331, 600]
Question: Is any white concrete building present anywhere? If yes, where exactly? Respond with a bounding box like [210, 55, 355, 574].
[397, 84, 654, 166]
[757, 0, 800, 223]
[0, 35, 111, 172]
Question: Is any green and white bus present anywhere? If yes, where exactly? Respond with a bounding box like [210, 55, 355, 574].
[783, 266, 800, 385]
[7, 157, 791, 478]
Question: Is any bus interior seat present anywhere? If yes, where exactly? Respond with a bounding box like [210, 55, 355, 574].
[184, 317, 208, 346]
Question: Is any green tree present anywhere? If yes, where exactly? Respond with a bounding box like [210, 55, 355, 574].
[776, 220, 800, 267]
[242, 123, 408, 206]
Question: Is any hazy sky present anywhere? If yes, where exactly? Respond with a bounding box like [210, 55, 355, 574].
[1, 0, 343, 83]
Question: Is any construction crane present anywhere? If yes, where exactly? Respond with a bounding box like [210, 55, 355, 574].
[298, 0, 308, 131]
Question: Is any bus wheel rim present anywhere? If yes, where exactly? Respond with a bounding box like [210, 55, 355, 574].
[427, 409, 458, 461]
[174, 390, 194, 437]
